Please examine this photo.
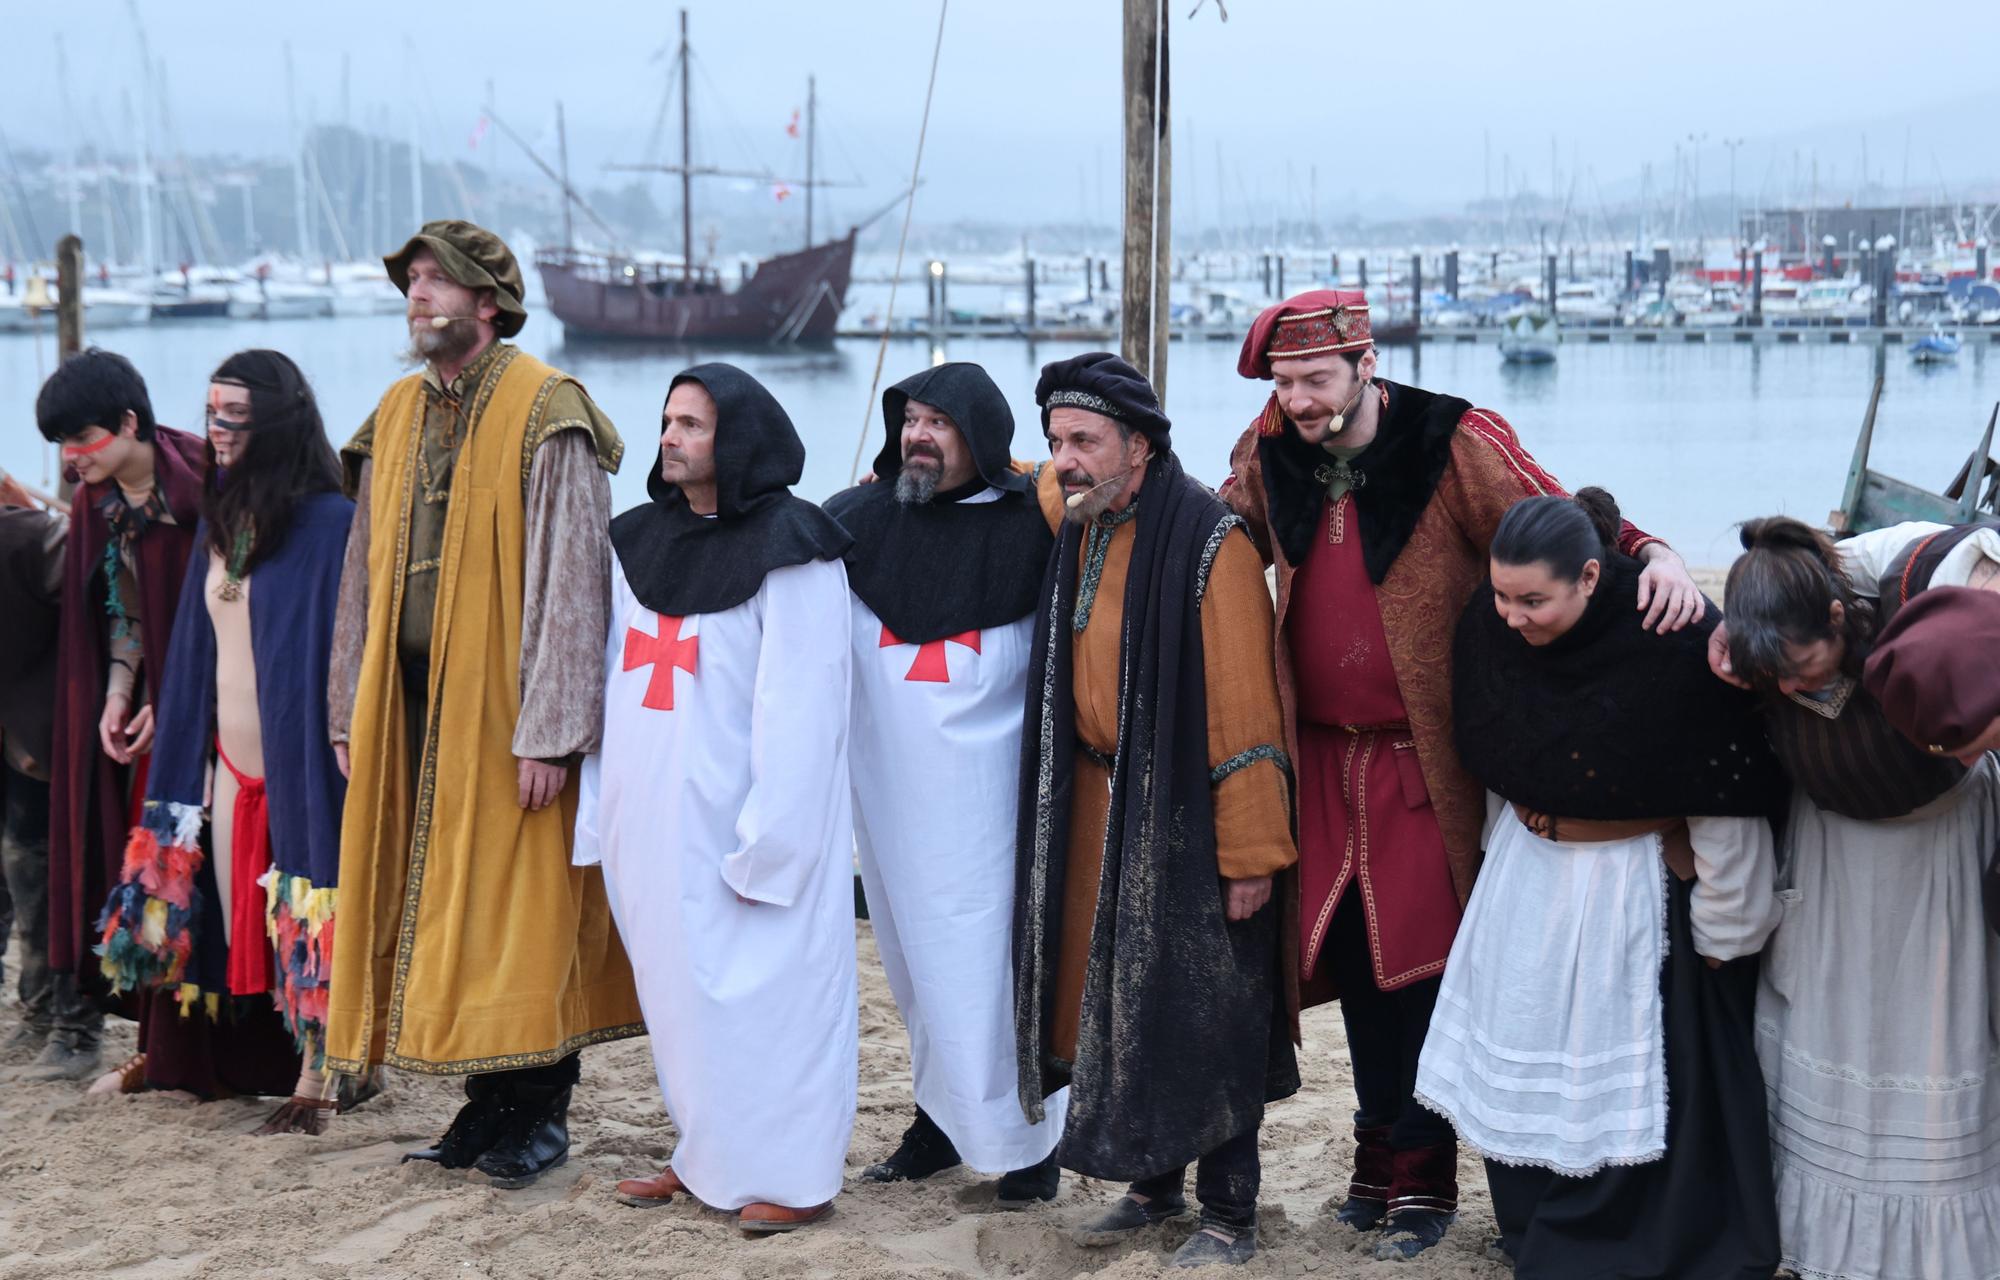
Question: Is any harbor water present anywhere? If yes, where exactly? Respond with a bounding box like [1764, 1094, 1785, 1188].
[2, 310, 1994, 569]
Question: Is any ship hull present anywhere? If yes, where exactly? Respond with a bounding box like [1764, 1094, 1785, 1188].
[537, 232, 855, 344]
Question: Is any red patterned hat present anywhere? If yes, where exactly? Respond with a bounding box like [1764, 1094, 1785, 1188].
[1237, 289, 1373, 379]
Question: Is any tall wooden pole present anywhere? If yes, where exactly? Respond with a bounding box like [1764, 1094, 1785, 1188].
[56, 234, 84, 359]
[1120, 0, 1170, 401]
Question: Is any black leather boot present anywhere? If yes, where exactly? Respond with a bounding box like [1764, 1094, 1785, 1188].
[475, 1081, 573, 1189]
[994, 1151, 1061, 1206]
[861, 1105, 962, 1183]
[403, 1072, 509, 1169]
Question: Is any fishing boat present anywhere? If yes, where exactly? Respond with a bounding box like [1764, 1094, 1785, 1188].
[1499, 310, 1559, 364]
[1910, 324, 1961, 364]
[1829, 377, 1997, 534]
[534, 10, 857, 345]
[80, 287, 153, 329]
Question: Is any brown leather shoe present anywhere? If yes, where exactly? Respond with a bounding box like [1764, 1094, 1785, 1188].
[738, 1200, 834, 1234]
[614, 1166, 688, 1208]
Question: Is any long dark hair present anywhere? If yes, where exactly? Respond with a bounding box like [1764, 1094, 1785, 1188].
[201, 349, 342, 572]
[1723, 516, 1875, 693]
[1491, 487, 1622, 581]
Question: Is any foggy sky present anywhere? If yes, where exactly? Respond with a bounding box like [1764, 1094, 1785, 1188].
[10, 0, 1998, 238]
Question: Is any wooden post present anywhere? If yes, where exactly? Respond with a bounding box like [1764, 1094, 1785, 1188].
[56, 234, 84, 359]
[1120, 0, 1170, 399]
[1025, 255, 1037, 333]
[1411, 254, 1423, 330]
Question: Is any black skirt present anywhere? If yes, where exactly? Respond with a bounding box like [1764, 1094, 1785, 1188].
[1485, 874, 1780, 1280]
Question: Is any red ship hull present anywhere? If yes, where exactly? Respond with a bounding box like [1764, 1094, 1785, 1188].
[535, 231, 855, 344]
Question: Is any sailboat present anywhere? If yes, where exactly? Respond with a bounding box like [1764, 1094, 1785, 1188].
[534, 10, 856, 344]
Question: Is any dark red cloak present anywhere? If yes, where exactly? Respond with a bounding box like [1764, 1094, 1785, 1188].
[48, 425, 206, 976]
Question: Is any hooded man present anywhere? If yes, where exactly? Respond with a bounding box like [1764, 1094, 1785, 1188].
[824, 363, 1066, 1204]
[1014, 353, 1299, 1268]
[1220, 289, 1702, 1259]
[325, 220, 641, 1188]
[583, 363, 859, 1234]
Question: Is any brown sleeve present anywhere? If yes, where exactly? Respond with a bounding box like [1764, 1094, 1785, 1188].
[327, 457, 372, 745]
[512, 429, 612, 760]
[1443, 408, 1663, 557]
[1221, 423, 1275, 565]
[1200, 530, 1297, 879]
[1034, 460, 1065, 532]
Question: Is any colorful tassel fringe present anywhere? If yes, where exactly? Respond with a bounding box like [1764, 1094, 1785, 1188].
[96, 801, 206, 996]
[262, 868, 336, 1065]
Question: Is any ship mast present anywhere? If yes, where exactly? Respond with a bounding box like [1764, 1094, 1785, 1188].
[680, 8, 692, 283]
[805, 75, 815, 251]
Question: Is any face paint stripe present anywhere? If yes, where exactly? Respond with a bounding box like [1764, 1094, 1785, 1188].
[61, 433, 119, 458]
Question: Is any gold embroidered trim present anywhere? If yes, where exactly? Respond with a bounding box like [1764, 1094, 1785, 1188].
[381, 344, 535, 1069]
[1785, 675, 1857, 720]
[519, 373, 573, 485]
[326, 1020, 646, 1077]
[406, 557, 440, 574]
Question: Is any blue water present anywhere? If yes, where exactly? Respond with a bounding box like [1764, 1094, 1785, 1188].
[3, 311, 1993, 568]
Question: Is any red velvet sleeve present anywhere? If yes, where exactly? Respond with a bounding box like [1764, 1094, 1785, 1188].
[1449, 408, 1664, 557]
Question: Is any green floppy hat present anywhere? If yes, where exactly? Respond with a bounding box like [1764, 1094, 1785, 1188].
[383, 219, 529, 338]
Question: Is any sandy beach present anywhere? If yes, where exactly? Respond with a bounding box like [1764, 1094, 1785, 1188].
[0, 922, 1509, 1280]
[0, 574, 1738, 1279]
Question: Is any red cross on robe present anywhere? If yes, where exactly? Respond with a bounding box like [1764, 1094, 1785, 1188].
[879, 624, 981, 683]
[624, 613, 699, 710]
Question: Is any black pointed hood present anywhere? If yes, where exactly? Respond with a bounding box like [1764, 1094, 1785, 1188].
[825, 362, 1053, 645]
[871, 362, 1029, 494]
[612, 362, 851, 618]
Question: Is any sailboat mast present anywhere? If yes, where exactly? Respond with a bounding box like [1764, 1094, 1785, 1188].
[680, 8, 692, 283]
[557, 101, 573, 252]
[805, 75, 815, 251]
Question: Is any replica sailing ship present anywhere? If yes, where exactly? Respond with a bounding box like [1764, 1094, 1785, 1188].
[534, 11, 855, 344]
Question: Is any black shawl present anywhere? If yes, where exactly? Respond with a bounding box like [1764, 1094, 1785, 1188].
[1258, 378, 1470, 583]
[1452, 555, 1782, 819]
[823, 363, 1052, 644]
[1013, 450, 1300, 1182]
[611, 362, 851, 617]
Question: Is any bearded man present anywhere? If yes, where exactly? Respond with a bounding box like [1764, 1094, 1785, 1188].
[825, 364, 1066, 1204]
[325, 220, 642, 1189]
[1014, 353, 1299, 1268]
[1221, 289, 1702, 1259]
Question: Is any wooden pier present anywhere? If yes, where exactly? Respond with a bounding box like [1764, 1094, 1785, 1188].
[834, 322, 2000, 347]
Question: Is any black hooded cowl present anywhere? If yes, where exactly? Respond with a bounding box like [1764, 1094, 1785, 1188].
[823, 363, 1053, 645]
[610, 362, 851, 618]
[1258, 378, 1470, 583]
[1013, 449, 1300, 1182]
[1452, 555, 1784, 821]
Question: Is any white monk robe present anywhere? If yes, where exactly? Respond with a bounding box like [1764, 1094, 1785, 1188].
[850, 572, 1068, 1173]
[576, 554, 858, 1210]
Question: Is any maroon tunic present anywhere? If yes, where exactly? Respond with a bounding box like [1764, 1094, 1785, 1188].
[1287, 495, 1460, 991]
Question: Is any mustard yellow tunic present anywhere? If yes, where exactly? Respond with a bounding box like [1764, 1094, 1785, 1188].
[325, 347, 642, 1075]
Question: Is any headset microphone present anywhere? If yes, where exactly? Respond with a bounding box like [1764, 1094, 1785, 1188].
[1323, 377, 1371, 440]
[1064, 467, 1136, 511]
